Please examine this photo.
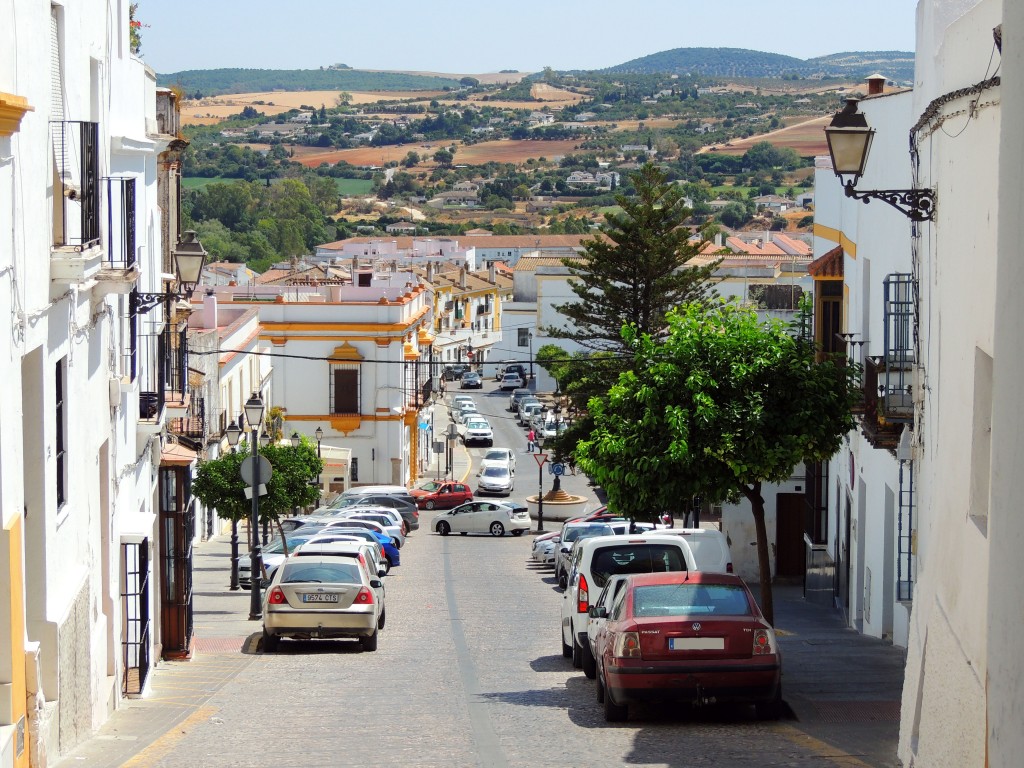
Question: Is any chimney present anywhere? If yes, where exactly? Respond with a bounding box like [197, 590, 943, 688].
[866, 74, 886, 96]
[426, 262, 435, 283]
[203, 290, 218, 330]
[765, 229, 772, 247]
[714, 233, 723, 247]
[459, 268, 467, 289]
[488, 262, 496, 283]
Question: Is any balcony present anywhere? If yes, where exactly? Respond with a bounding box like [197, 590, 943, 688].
[51, 120, 103, 284]
[834, 333, 866, 414]
[137, 322, 190, 431]
[860, 357, 903, 450]
[96, 177, 140, 296]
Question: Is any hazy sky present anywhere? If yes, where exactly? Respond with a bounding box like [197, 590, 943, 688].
[139, 0, 918, 75]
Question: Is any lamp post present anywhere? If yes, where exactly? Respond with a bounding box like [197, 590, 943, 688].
[528, 331, 534, 385]
[314, 426, 324, 494]
[225, 419, 242, 590]
[824, 98, 936, 222]
[132, 230, 208, 314]
[244, 392, 266, 621]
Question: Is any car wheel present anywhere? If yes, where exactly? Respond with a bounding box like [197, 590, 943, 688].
[360, 629, 379, 652]
[262, 628, 280, 653]
[595, 669, 606, 703]
[581, 642, 597, 679]
[459, 532, 468, 536]
[557, 569, 567, 590]
[425, 500, 436, 510]
[383, 559, 391, 574]
[572, 637, 582, 669]
[436, 521, 450, 536]
[603, 675, 628, 721]
[511, 529, 523, 537]
[755, 686, 784, 720]
[378, 609, 386, 630]
[490, 522, 505, 537]
[562, 636, 573, 659]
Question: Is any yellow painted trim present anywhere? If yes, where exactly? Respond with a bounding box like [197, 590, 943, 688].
[259, 307, 430, 333]
[3, 516, 28, 767]
[813, 222, 857, 259]
[812, 275, 845, 281]
[328, 342, 363, 363]
[260, 334, 403, 344]
[0, 92, 33, 137]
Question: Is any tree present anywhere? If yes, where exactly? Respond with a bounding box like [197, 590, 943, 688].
[433, 148, 454, 166]
[459, 76, 480, 87]
[574, 301, 860, 624]
[549, 163, 719, 352]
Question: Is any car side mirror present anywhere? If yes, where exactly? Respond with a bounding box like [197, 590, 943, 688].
[370, 579, 383, 589]
[377, 568, 387, 577]
[597, 607, 608, 619]
[587, 606, 597, 618]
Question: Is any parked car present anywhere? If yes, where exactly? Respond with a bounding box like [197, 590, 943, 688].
[238, 533, 316, 589]
[532, 531, 560, 564]
[294, 540, 388, 606]
[432, 500, 531, 537]
[494, 360, 518, 381]
[504, 362, 529, 380]
[337, 506, 407, 536]
[443, 363, 471, 381]
[462, 418, 494, 447]
[479, 447, 516, 475]
[292, 518, 393, 545]
[515, 395, 541, 419]
[554, 523, 617, 588]
[261, 553, 383, 652]
[508, 388, 533, 411]
[330, 493, 419, 531]
[337, 510, 406, 547]
[518, 401, 544, 426]
[460, 371, 483, 389]
[450, 394, 475, 410]
[585, 574, 630, 678]
[411, 480, 474, 510]
[651, 528, 733, 573]
[308, 526, 401, 569]
[499, 372, 525, 391]
[593, 572, 782, 721]
[561, 534, 697, 672]
[456, 401, 479, 419]
[477, 465, 514, 496]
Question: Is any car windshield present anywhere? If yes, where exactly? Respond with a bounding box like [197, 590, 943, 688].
[418, 481, 442, 492]
[632, 583, 751, 617]
[263, 535, 314, 554]
[483, 450, 508, 461]
[467, 421, 489, 429]
[482, 467, 509, 478]
[589, 544, 688, 588]
[280, 561, 361, 584]
[563, 524, 612, 543]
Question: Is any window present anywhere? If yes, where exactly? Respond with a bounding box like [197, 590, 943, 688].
[55, 357, 67, 507]
[518, 328, 530, 347]
[331, 366, 359, 414]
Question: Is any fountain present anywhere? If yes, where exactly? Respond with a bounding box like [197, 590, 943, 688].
[525, 474, 590, 529]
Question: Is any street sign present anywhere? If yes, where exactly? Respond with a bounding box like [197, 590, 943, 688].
[533, 452, 548, 468]
[239, 455, 273, 487]
[243, 484, 268, 499]
[433, 440, 445, 454]
[550, 462, 565, 476]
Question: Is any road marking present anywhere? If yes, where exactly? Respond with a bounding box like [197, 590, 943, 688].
[443, 538, 509, 768]
[120, 706, 218, 767]
[772, 723, 876, 767]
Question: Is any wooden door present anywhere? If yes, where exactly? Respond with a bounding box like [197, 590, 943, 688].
[775, 493, 806, 578]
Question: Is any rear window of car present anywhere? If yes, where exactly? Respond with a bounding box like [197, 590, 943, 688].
[632, 583, 752, 617]
[563, 524, 612, 543]
[280, 561, 361, 584]
[482, 467, 509, 478]
[589, 544, 688, 588]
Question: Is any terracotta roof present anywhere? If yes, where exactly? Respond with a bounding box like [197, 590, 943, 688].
[771, 233, 813, 256]
[512, 253, 585, 271]
[808, 245, 844, 278]
[316, 234, 598, 252]
[161, 442, 198, 467]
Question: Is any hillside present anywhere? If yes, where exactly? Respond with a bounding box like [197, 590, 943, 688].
[157, 68, 462, 96]
[602, 47, 914, 83]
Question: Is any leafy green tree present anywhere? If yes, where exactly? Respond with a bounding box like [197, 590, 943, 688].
[549, 163, 719, 352]
[433, 148, 454, 166]
[403, 151, 421, 168]
[575, 301, 859, 624]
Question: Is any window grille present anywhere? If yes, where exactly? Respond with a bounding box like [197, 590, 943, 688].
[880, 273, 915, 422]
[120, 539, 150, 696]
[897, 459, 916, 601]
[331, 365, 360, 414]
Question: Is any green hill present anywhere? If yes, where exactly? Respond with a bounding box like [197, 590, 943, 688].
[602, 47, 914, 83]
[157, 68, 462, 96]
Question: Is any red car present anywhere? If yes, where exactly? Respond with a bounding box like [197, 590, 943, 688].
[410, 480, 474, 510]
[593, 571, 782, 722]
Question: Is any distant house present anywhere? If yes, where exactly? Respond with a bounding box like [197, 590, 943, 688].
[796, 191, 815, 209]
[695, 123, 715, 134]
[290, 112, 313, 123]
[751, 195, 792, 214]
[708, 198, 732, 211]
[574, 112, 596, 122]
[566, 171, 596, 186]
[386, 221, 418, 234]
[529, 111, 554, 125]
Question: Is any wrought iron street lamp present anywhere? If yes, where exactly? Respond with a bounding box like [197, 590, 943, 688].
[225, 420, 243, 591]
[824, 99, 936, 222]
[244, 392, 266, 620]
[133, 231, 209, 313]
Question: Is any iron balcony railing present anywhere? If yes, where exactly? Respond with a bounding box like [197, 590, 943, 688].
[51, 120, 100, 250]
[102, 177, 137, 269]
[138, 323, 188, 422]
[834, 333, 866, 414]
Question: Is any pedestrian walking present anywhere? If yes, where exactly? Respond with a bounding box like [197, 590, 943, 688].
[526, 429, 535, 453]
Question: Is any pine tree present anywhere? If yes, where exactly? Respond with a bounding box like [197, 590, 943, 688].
[549, 163, 719, 352]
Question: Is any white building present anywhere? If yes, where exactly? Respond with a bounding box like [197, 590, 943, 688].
[1, 2, 206, 764]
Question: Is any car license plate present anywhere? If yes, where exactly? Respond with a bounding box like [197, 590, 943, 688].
[302, 593, 339, 603]
[670, 637, 724, 650]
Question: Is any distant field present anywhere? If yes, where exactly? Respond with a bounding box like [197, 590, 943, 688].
[335, 178, 374, 196]
[529, 84, 585, 102]
[181, 176, 235, 189]
[181, 90, 449, 125]
[294, 138, 584, 169]
[698, 115, 830, 156]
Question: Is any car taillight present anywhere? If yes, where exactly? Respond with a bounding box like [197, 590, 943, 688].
[355, 586, 374, 604]
[413, 511, 419, 519]
[613, 631, 642, 659]
[752, 628, 775, 655]
[268, 587, 286, 605]
[577, 574, 589, 613]
[358, 553, 366, 567]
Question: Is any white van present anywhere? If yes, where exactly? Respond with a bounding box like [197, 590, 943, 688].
[652, 528, 732, 573]
[560, 534, 697, 675]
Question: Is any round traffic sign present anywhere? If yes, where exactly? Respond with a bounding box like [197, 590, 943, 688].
[239, 455, 273, 486]
[551, 462, 565, 476]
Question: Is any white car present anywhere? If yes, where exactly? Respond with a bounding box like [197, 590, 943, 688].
[460, 411, 483, 427]
[479, 447, 516, 475]
[518, 401, 544, 426]
[334, 511, 406, 547]
[648, 528, 733, 573]
[293, 540, 388, 607]
[532, 533, 559, 563]
[450, 395, 475, 410]
[432, 501, 531, 537]
[500, 372, 525, 391]
[462, 418, 494, 447]
[337, 505, 407, 535]
[560, 534, 697, 675]
[476, 465, 513, 496]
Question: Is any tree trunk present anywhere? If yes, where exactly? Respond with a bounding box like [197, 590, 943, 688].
[742, 482, 774, 626]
